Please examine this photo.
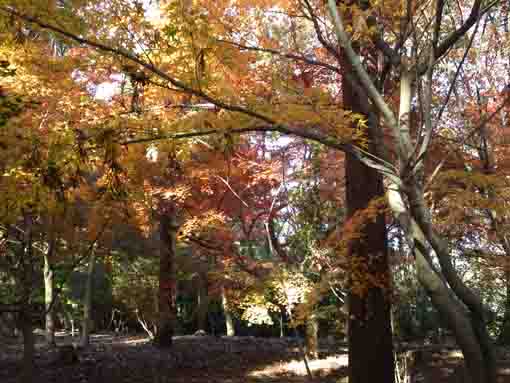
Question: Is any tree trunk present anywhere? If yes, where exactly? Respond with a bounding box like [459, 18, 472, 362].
[221, 287, 235, 336]
[20, 212, 36, 383]
[80, 252, 96, 347]
[43, 248, 56, 347]
[305, 312, 319, 359]
[341, 51, 395, 383]
[499, 269, 510, 344]
[388, 186, 496, 383]
[21, 311, 35, 383]
[197, 270, 208, 332]
[393, 68, 496, 383]
[156, 212, 178, 348]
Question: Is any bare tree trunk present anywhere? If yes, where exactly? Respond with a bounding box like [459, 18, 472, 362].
[21, 311, 35, 383]
[221, 287, 235, 336]
[499, 269, 510, 344]
[80, 252, 96, 347]
[197, 270, 208, 332]
[388, 186, 496, 383]
[20, 212, 35, 383]
[156, 211, 178, 348]
[305, 312, 319, 359]
[341, 45, 395, 383]
[394, 67, 496, 383]
[43, 243, 56, 347]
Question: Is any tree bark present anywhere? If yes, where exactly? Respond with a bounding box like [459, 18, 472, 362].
[156, 211, 178, 348]
[80, 252, 96, 347]
[43, 240, 56, 347]
[197, 270, 208, 332]
[221, 287, 235, 336]
[20, 212, 35, 383]
[341, 46, 395, 383]
[499, 269, 510, 344]
[305, 312, 319, 359]
[388, 186, 495, 383]
[21, 311, 35, 383]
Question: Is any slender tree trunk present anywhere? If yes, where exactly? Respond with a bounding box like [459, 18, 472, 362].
[305, 312, 319, 359]
[156, 211, 178, 348]
[21, 310, 35, 383]
[221, 287, 235, 336]
[499, 269, 510, 344]
[20, 212, 35, 383]
[392, 68, 497, 383]
[197, 270, 208, 332]
[341, 52, 395, 383]
[67, 311, 76, 337]
[43, 244, 56, 347]
[388, 186, 496, 383]
[80, 252, 96, 347]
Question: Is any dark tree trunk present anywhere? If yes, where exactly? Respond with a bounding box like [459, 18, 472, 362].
[342, 55, 395, 383]
[20, 212, 35, 383]
[499, 269, 510, 344]
[156, 212, 178, 348]
[21, 311, 35, 383]
[197, 270, 208, 332]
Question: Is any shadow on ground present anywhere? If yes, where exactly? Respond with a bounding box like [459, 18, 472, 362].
[0, 332, 348, 383]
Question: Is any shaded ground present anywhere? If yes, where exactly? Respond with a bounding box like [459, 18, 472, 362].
[4, 332, 510, 382]
[0, 332, 347, 383]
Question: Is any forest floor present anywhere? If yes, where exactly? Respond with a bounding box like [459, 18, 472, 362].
[2, 331, 510, 382]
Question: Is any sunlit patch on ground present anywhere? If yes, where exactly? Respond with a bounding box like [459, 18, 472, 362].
[247, 354, 348, 378]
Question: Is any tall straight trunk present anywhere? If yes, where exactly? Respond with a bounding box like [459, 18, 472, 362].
[80, 252, 96, 347]
[305, 312, 319, 359]
[20, 212, 35, 383]
[156, 211, 178, 347]
[341, 54, 395, 383]
[221, 287, 235, 336]
[43, 238, 56, 347]
[197, 270, 208, 331]
[21, 311, 35, 383]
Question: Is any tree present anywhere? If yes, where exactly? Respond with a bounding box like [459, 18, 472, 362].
[2, 0, 508, 380]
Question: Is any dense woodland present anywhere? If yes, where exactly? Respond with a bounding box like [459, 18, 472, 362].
[1, 0, 510, 382]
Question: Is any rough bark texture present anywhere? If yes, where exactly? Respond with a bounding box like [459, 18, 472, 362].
[156, 212, 178, 348]
[80, 252, 96, 347]
[342, 53, 395, 383]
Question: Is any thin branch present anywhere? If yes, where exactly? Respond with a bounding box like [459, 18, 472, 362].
[216, 175, 249, 208]
[216, 39, 342, 74]
[0, 6, 276, 125]
[425, 93, 510, 189]
[435, 17, 480, 126]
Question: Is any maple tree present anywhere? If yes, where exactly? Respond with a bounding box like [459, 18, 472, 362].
[2, 0, 510, 382]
